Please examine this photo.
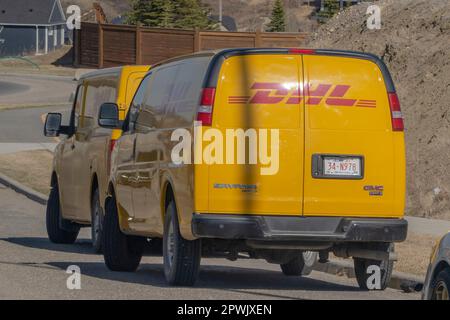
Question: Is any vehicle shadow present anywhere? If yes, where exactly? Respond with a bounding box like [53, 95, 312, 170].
[44, 261, 360, 294]
[1, 237, 162, 256]
[1, 237, 361, 295]
[1, 237, 95, 255]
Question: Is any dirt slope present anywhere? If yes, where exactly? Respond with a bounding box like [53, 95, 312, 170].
[306, 0, 450, 218]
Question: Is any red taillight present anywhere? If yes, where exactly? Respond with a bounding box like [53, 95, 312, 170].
[289, 48, 316, 55]
[107, 139, 117, 173]
[197, 87, 216, 126]
[388, 92, 404, 131]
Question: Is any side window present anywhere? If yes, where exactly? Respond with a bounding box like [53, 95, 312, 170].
[165, 57, 211, 126]
[125, 74, 152, 133]
[136, 65, 179, 128]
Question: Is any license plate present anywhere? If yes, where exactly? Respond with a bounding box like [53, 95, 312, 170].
[323, 157, 361, 177]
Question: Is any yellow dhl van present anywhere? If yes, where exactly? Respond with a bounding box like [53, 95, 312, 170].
[44, 65, 150, 252]
[97, 48, 407, 289]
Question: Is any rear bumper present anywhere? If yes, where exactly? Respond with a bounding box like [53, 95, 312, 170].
[192, 214, 408, 243]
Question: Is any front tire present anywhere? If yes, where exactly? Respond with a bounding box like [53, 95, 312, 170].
[91, 188, 103, 253]
[431, 269, 450, 300]
[354, 243, 394, 290]
[46, 185, 79, 244]
[163, 201, 201, 286]
[102, 197, 145, 272]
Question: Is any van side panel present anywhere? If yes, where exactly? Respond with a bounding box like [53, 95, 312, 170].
[302, 55, 405, 218]
[200, 54, 304, 215]
[73, 75, 119, 221]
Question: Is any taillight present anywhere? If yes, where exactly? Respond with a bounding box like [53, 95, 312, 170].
[197, 87, 216, 126]
[288, 48, 316, 55]
[107, 139, 117, 173]
[388, 92, 404, 131]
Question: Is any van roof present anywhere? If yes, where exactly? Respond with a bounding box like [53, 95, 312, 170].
[152, 48, 395, 92]
[79, 65, 150, 81]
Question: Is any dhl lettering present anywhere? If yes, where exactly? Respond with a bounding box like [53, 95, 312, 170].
[228, 82, 377, 108]
[249, 83, 289, 104]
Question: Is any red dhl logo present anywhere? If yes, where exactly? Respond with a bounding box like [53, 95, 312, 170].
[228, 82, 377, 108]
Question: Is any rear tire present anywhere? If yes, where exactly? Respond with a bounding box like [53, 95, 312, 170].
[280, 255, 305, 276]
[91, 188, 103, 253]
[280, 251, 317, 276]
[46, 185, 79, 244]
[353, 243, 394, 291]
[163, 201, 201, 286]
[102, 197, 145, 272]
[431, 269, 450, 300]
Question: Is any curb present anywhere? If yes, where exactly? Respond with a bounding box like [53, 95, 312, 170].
[0, 172, 48, 205]
[0, 71, 76, 81]
[313, 259, 424, 292]
[0, 103, 71, 111]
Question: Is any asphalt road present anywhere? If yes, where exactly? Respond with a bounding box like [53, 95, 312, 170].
[0, 184, 420, 300]
[0, 73, 73, 148]
[0, 73, 75, 106]
[0, 80, 29, 96]
[0, 105, 70, 143]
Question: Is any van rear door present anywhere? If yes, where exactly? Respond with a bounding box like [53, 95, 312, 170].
[207, 54, 304, 215]
[302, 54, 405, 218]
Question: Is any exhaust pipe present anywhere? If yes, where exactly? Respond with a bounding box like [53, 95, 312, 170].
[334, 246, 397, 261]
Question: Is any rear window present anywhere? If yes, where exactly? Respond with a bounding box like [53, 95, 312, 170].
[165, 56, 211, 126]
[83, 76, 118, 122]
[133, 56, 211, 128]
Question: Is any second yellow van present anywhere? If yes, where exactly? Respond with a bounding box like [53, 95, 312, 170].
[44, 65, 150, 252]
[98, 49, 407, 289]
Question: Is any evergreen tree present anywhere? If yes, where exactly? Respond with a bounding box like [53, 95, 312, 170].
[317, 0, 341, 22]
[126, 0, 174, 27]
[267, 0, 286, 32]
[125, 0, 152, 26]
[172, 0, 215, 30]
[160, 0, 175, 28]
[126, 0, 215, 30]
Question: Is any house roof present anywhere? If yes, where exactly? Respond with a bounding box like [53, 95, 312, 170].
[0, 0, 65, 26]
[209, 15, 237, 32]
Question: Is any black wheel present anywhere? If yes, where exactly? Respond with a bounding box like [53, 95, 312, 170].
[353, 243, 394, 291]
[280, 251, 318, 276]
[163, 201, 201, 286]
[431, 269, 450, 300]
[280, 255, 305, 276]
[102, 197, 145, 272]
[91, 187, 103, 253]
[46, 184, 79, 244]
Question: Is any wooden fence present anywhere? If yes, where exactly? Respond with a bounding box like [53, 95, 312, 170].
[74, 22, 308, 68]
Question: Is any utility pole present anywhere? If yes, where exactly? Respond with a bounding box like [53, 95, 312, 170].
[219, 0, 223, 28]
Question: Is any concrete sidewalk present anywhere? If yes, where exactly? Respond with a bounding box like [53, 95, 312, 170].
[406, 216, 450, 237]
[0, 143, 56, 155]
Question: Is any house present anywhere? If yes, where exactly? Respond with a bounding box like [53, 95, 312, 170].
[209, 15, 237, 32]
[0, 0, 66, 57]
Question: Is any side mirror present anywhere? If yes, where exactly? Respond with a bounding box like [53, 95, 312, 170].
[44, 113, 62, 137]
[98, 103, 121, 129]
